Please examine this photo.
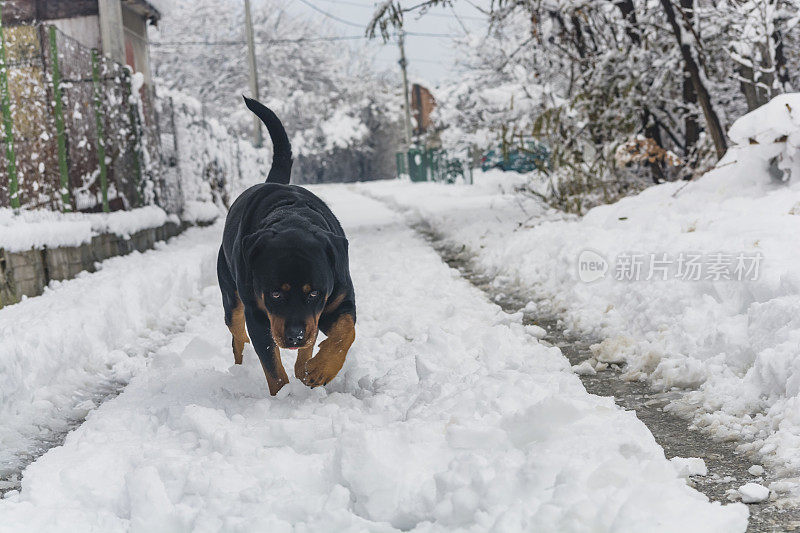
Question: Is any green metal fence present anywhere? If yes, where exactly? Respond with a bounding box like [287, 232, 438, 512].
[396, 147, 473, 184]
[0, 22, 157, 212]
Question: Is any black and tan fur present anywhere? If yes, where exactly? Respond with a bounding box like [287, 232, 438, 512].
[217, 97, 356, 395]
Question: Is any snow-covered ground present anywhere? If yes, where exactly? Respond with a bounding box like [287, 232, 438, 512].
[0, 225, 220, 481]
[359, 95, 800, 499]
[0, 187, 746, 531]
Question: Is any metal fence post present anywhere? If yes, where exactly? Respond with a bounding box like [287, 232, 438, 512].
[48, 26, 71, 211]
[0, 6, 19, 210]
[168, 97, 181, 180]
[90, 49, 109, 212]
[167, 97, 184, 212]
[124, 70, 144, 206]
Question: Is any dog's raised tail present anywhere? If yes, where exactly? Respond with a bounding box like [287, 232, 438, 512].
[243, 96, 293, 184]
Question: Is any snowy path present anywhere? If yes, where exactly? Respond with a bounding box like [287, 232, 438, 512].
[0, 225, 220, 485]
[0, 186, 746, 532]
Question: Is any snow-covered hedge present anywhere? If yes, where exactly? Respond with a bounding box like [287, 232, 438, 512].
[157, 88, 270, 217]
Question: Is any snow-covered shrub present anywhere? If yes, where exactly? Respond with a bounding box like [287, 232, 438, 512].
[407, 0, 800, 214]
[726, 93, 800, 183]
[156, 87, 271, 218]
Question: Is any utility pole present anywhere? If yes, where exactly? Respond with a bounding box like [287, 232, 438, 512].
[397, 29, 412, 148]
[244, 0, 263, 147]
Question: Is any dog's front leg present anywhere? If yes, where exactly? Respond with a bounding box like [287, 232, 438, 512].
[244, 306, 289, 395]
[295, 346, 313, 380]
[303, 314, 355, 388]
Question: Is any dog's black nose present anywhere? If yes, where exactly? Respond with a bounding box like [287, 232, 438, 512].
[285, 325, 305, 347]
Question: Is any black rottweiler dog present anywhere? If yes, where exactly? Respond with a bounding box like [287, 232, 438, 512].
[217, 97, 356, 395]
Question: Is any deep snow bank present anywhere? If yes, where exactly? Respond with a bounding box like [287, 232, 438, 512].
[360, 94, 800, 489]
[0, 224, 220, 480]
[0, 188, 746, 532]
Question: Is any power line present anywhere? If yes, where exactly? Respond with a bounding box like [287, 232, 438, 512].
[314, 0, 485, 21]
[294, 0, 366, 28]
[375, 56, 447, 65]
[405, 31, 458, 37]
[293, 0, 462, 35]
[150, 32, 457, 48]
[151, 35, 368, 47]
[407, 57, 448, 64]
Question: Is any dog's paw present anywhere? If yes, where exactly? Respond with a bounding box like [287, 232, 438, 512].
[267, 375, 288, 396]
[302, 355, 344, 388]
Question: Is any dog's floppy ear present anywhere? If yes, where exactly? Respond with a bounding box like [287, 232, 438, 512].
[322, 232, 349, 280]
[242, 229, 276, 264]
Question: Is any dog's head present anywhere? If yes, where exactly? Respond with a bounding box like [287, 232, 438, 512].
[245, 227, 345, 349]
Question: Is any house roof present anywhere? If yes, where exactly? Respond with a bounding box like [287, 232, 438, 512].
[122, 0, 161, 22]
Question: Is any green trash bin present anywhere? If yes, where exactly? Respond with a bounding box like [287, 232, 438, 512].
[398, 147, 473, 184]
[407, 147, 427, 182]
[395, 151, 408, 178]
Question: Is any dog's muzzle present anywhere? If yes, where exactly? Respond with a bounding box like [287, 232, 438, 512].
[284, 325, 305, 348]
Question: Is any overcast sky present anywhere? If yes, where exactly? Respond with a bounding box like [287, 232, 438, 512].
[285, 0, 489, 87]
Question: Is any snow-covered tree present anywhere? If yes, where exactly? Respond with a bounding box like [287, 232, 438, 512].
[152, 0, 401, 183]
[371, 0, 800, 212]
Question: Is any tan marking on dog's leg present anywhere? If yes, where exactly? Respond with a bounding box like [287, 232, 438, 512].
[295, 346, 314, 380]
[303, 314, 355, 387]
[295, 314, 320, 379]
[228, 296, 250, 365]
[260, 347, 289, 396]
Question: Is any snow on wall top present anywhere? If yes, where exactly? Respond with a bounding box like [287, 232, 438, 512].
[0, 206, 177, 253]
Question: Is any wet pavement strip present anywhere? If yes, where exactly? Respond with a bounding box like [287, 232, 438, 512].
[417, 225, 800, 533]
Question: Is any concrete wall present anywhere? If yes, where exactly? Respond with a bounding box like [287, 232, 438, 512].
[0, 220, 198, 309]
[51, 15, 101, 50]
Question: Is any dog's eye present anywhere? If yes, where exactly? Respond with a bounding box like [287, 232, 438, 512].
[309, 290, 319, 299]
[270, 291, 282, 299]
